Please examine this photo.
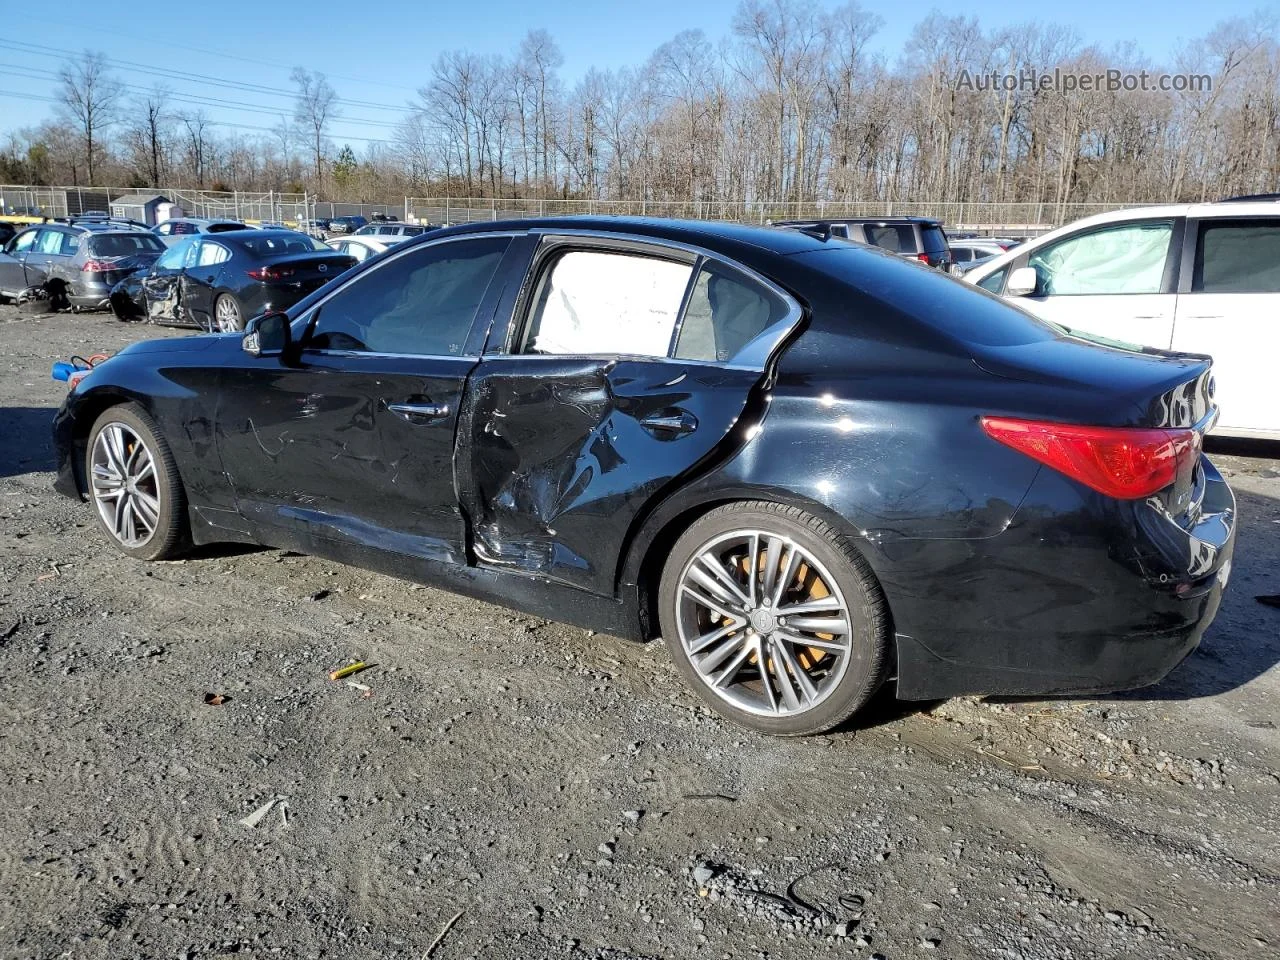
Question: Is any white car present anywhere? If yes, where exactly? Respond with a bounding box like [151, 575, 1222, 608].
[325, 235, 405, 263]
[964, 199, 1280, 439]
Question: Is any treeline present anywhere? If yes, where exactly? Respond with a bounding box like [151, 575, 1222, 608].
[3, 2, 1278, 207]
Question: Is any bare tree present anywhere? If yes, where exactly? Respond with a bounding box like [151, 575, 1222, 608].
[291, 68, 339, 189]
[57, 51, 122, 183]
[180, 111, 212, 187]
[124, 86, 170, 187]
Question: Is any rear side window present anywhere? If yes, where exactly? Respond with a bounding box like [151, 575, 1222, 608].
[1193, 220, 1280, 293]
[236, 234, 327, 256]
[863, 224, 915, 253]
[308, 236, 509, 356]
[36, 230, 65, 254]
[206, 222, 245, 234]
[172, 221, 196, 235]
[675, 263, 788, 362]
[197, 242, 231, 267]
[522, 250, 693, 357]
[88, 234, 165, 257]
[921, 225, 949, 255]
[59, 232, 81, 255]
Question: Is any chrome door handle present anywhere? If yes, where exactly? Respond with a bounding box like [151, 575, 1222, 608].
[640, 410, 697, 436]
[387, 401, 450, 424]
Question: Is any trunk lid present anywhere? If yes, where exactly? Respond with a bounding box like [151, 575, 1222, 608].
[249, 252, 356, 293]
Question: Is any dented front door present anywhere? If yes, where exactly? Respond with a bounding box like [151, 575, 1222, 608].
[458, 356, 765, 597]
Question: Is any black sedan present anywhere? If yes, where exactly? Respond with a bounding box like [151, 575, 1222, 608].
[53, 217, 1235, 736]
[109, 230, 356, 332]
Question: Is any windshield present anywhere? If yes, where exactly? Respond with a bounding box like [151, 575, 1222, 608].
[88, 233, 165, 257]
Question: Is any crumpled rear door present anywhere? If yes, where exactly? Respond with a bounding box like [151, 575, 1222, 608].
[458, 355, 766, 597]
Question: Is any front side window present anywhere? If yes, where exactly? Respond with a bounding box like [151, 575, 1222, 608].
[1193, 220, 1280, 294]
[154, 222, 172, 236]
[977, 266, 1008, 294]
[307, 236, 510, 356]
[154, 238, 193, 270]
[172, 221, 196, 235]
[1028, 221, 1172, 296]
[674, 262, 788, 362]
[522, 249, 692, 357]
[12, 230, 39, 253]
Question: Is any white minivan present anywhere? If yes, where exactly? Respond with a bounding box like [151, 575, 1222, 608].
[964, 199, 1280, 439]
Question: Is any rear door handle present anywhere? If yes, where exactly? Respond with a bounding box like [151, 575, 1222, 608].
[387, 401, 451, 424]
[640, 410, 698, 436]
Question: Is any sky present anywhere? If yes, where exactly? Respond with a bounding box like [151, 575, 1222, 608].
[0, 0, 1269, 152]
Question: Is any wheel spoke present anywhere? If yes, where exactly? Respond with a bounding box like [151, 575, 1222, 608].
[695, 633, 749, 676]
[777, 631, 847, 654]
[756, 636, 779, 712]
[680, 583, 741, 622]
[132, 489, 160, 528]
[768, 637, 803, 711]
[687, 563, 744, 610]
[760, 536, 782, 599]
[696, 552, 752, 608]
[774, 639, 819, 704]
[777, 596, 845, 616]
[746, 533, 760, 607]
[784, 616, 850, 635]
[770, 544, 801, 607]
[711, 641, 754, 688]
[687, 620, 744, 656]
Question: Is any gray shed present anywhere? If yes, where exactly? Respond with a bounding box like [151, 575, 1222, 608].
[108, 193, 171, 226]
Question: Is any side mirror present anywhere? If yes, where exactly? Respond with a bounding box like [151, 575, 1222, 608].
[243, 311, 291, 357]
[1006, 266, 1039, 297]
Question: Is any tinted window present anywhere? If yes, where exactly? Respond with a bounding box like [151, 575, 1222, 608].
[403, 226, 425, 236]
[522, 249, 692, 357]
[308, 237, 509, 356]
[799, 247, 1059, 346]
[234, 233, 328, 256]
[675, 262, 788, 362]
[921, 225, 949, 255]
[1193, 220, 1280, 294]
[977, 267, 1008, 293]
[863, 224, 915, 253]
[59, 232, 81, 255]
[154, 222, 172, 235]
[206, 222, 246, 233]
[172, 221, 196, 235]
[1028, 221, 1172, 295]
[88, 233, 165, 257]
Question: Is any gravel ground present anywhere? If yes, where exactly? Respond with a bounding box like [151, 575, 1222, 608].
[1, 305, 1277, 960]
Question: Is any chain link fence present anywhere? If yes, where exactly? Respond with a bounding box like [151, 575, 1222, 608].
[0, 185, 309, 224]
[404, 197, 1134, 233]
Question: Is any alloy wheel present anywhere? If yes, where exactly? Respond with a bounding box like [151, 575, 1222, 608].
[90, 422, 161, 548]
[215, 296, 241, 333]
[674, 530, 854, 717]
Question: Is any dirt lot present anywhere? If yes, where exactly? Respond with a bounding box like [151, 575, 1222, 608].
[0, 305, 1277, 960]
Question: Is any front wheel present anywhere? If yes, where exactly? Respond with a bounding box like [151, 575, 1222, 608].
[214, 294, 243, 333]
[658, 502, 891, 736]
[86, 404, 189, 561]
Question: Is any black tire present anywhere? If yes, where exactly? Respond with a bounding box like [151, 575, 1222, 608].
[658, 501, 891, 736]
[85, 403, 190, 561]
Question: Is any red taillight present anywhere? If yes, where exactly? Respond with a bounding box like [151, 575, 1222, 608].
[980, 416, 1200, 499]
[82, 259, 114, 272]
[246, 265, 294, 281]
[916, 252, 931, 263]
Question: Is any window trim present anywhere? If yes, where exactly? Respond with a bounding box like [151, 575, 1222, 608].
[493, 228, 802, 372]
[196, 240, 231, 267]
[294, 231, 522, 361]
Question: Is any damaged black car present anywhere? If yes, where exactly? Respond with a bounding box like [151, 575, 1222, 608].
[52, 217, 1235, 735]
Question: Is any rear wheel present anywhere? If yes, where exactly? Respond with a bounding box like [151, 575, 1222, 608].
[658, 502, 891, 736]
[86, 404, 189, 561]
[214, 294, 243, 333]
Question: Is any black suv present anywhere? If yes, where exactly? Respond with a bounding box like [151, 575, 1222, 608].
[774, 217, 953, 270]
[325, 215, 369, 235]
[0, 218, 167, 309]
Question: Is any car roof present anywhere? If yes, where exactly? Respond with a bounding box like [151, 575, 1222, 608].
[774, 216, 944, 227]
[422, 215, 834, 256]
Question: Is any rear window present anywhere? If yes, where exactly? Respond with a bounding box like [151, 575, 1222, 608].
[798, 247, 1060, 347]
[88, 233, 165, 257]
[1193, 220, 1280, 293]
[206, 222, 246, 233]
[233, 233, 328, 256]
[921, 225, 949, 255]
[863, 224, 916, 254]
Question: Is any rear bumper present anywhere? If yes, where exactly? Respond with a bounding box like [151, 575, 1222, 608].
[889, 458, 1236, 700]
